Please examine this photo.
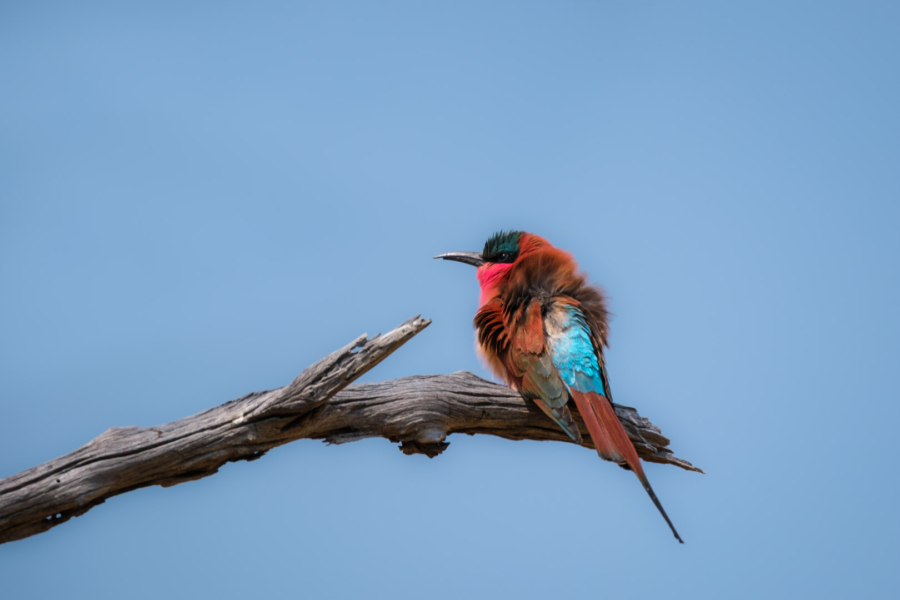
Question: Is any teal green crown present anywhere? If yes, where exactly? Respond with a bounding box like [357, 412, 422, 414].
[482, 230, 523, 263]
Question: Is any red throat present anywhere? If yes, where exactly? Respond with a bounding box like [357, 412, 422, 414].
[476, 262, 514, 306]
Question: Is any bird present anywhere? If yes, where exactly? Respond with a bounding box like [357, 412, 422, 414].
[435, 230, 683, 543]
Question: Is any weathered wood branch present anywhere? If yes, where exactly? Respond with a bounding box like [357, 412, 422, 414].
[0, 315, 700, 545]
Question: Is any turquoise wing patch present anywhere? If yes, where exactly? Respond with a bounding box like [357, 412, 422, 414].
[545, 304, 606, 396]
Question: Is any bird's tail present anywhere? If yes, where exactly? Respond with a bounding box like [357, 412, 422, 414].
[569, 390, 684, 543]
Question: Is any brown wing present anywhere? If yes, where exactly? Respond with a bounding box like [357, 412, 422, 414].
[476, 297, 583, 443]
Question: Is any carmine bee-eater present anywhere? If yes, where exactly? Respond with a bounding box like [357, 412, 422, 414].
[436, 230, 683, 543]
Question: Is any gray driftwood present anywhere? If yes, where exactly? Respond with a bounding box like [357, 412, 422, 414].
[0, 315, 700, 545]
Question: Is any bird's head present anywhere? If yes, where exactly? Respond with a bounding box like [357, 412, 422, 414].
[435, 230, 546, 304]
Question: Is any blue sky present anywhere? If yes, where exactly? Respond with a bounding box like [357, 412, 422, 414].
[2, 1, 899, 598]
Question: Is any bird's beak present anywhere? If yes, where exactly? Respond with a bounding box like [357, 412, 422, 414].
[433, 251, 484, 267]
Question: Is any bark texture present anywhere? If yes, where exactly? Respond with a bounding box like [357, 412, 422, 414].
[0, 315, 700, 545]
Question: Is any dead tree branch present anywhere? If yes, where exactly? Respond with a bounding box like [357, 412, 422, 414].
[0, 315, 700, 545]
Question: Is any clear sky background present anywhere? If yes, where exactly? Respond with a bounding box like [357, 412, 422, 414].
[2, 1, 899, 598]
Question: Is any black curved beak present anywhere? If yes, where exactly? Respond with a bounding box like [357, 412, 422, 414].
[433, 251, 484, 267]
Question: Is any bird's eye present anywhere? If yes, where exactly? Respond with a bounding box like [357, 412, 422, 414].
[498, 252, 509, 261]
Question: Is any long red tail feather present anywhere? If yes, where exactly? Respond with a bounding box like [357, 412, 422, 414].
[570, 390, 684, 543]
